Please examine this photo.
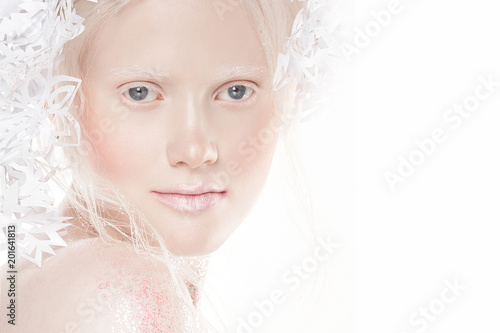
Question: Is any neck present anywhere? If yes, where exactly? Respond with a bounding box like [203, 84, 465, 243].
[170, 254, 210, 308]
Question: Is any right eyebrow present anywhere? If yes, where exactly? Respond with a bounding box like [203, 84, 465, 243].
[212, 65, 269, 82]
[105, 66, 173, 83]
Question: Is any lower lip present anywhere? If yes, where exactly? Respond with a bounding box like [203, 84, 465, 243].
[151, 191, 226, 213]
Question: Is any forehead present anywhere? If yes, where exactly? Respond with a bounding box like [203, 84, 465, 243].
[89, 0, 268, 82]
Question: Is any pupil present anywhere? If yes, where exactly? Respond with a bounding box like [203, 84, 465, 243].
[129, 87, 148, 101]
[228, 85, 246, 100]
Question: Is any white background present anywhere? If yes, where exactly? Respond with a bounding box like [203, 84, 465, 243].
[354, 0, 500, 332]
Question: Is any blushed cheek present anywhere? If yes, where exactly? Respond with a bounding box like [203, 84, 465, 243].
[103, 137, 147, 182]
[84, 98, 146, 180]
[85, 115, 143, 181]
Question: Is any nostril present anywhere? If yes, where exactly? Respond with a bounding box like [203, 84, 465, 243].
[166, 139, 218, 169]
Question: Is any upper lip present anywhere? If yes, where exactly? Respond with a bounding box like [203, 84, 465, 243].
[153, 183, 226, 195]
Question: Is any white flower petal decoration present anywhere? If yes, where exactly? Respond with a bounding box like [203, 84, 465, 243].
[274, 0, 344, 122]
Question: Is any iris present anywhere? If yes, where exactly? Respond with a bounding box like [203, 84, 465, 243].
[227, 85, 247, 100]
[129, 87, 149, 101]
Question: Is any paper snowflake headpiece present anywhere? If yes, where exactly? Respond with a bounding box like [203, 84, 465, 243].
[1, 0, 84, 266]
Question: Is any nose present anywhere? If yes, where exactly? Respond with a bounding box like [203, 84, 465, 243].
[166, 99, 218, 169]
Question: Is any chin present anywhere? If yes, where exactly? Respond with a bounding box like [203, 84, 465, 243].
[168, 243, 223, 257]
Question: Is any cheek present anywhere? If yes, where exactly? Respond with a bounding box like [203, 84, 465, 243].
[96, 136, 142, 178]
[221, 105, 279, 186]
[84, 107, 153, 181]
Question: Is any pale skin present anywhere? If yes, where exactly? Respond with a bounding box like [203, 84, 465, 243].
[0, 0, 281, 331]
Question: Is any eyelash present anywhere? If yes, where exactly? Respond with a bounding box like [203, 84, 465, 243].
[119, 81, 258, 109]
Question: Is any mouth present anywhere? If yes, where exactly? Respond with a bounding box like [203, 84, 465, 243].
[151, 183, 227, 213]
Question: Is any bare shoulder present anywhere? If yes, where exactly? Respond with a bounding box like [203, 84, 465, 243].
[1, 238, 192, 332]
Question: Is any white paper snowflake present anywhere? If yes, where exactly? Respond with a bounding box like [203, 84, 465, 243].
[0, 0, 87, 267]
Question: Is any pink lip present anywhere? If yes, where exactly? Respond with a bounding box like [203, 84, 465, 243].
[151, 183, 226, 213]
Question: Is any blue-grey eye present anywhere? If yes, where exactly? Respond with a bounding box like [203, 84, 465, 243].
[128, 86, 149, 101]
[217, 85, 254, 102]
[228, 85, 246, 99]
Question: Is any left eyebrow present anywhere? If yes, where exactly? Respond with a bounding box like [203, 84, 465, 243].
[212, 65, 269, 82]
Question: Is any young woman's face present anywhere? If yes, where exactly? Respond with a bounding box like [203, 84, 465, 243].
[83, 0, 279, 255]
